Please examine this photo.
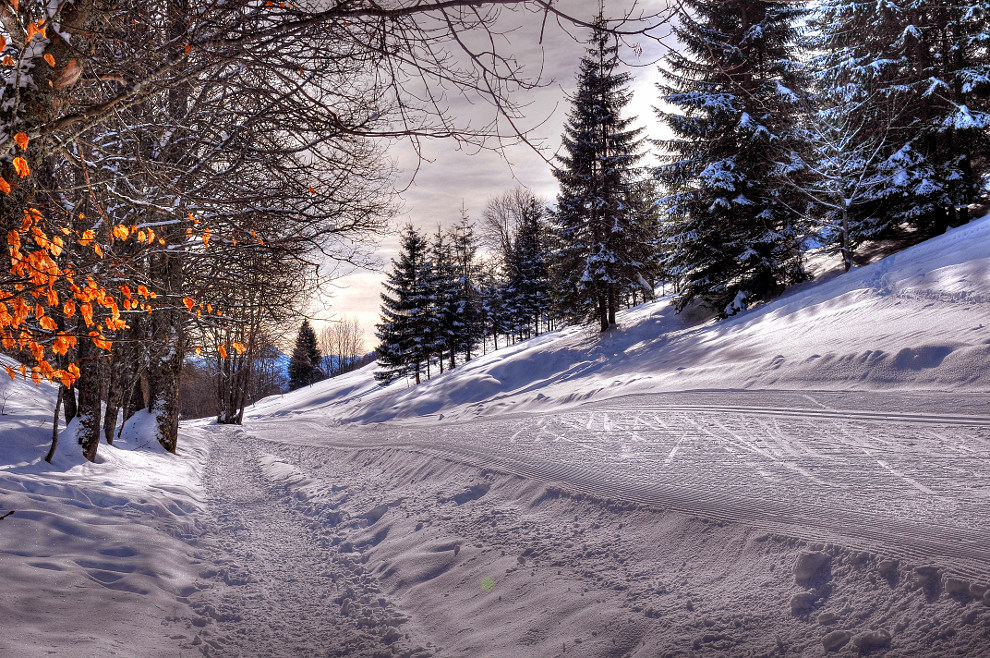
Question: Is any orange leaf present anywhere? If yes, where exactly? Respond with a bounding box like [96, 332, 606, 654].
[30, 367, 41, 386]
[12, 156, 30, 178]
[89, 331, 112, 351]
[2, 56, 14, 67]
[4, 366, 15, 381]
[63, 300, 75, 317]
[39, 315, 57, 331]
[232, 341, 246, 355]
[80, 302, 93, 327]
[0, 36, 6, 51]
[0, 177, 10, 195]
[52, 333, 75, 355]
[112, 225, 129, 240]
[195, 346, 202, 355]
[43, 53, 54, 67]
[218, 344, 228, 359]
[182, 297, 195, 310]
[202, 228, 212, 248]
[78, 229, 95, 246]
[13, 132, 28, 150]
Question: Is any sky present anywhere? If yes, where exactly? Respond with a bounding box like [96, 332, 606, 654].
[315, 1, 676, 345]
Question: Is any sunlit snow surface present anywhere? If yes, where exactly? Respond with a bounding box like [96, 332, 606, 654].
[3, 216, 990, 656]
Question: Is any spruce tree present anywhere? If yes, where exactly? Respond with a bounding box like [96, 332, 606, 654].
[288, 320, 324, 391]
[811, 1, 990, 236]
[553, 16, 648, 332]
[656, 0, 809, 316]
[449, 216, 483, 361]
[375, 225, 432, 385]
[505, 196, 550, 338]
[427, 227, 461, 373]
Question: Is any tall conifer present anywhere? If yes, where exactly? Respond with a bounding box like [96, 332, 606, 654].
[375, 226, 432, 385]
[553, 16, 648, 332]
[656, 0, 808, 315]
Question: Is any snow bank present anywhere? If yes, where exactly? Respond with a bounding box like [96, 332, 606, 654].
[0, 357, 207, 657]
[251, 215, 990, 425]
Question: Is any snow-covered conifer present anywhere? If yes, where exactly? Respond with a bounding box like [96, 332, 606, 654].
[656, 0, 809, 315]
[553, 16, 649, 332]
[375, 226, 433, 385]
[811, 0, 990, 235]
[505, 197, 551, 338]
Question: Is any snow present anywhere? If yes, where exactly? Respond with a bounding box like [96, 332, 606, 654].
[3, 216, 990, 655]
[0, 356, 206, 657]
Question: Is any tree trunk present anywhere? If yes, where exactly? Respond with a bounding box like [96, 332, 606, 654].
[607, 285, 617, 327]
[103, 351, 123, 444]
[61, 384, 77, 424]
[44, 387, 64, 464]
[77, 344, 103, 463]
[841, 204, 852, 272]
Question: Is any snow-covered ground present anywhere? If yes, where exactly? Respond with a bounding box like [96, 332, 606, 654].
[3, 217, 990, 656]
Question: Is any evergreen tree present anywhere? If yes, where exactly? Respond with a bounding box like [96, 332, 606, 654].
[427, 227, 461, 373]
[553, 17, 649, 332]
[375, 225, 432, 385]
[449, 216, 484, 361]
[504, 196, 551, 337]
[811, 0, 990, 236]
[288, 320, 324, 391]
[655, 0, 809, 316]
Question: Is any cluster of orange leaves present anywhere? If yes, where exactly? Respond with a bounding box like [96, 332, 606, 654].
[1, 124, 258, 387]
[3, 206, 85, 387]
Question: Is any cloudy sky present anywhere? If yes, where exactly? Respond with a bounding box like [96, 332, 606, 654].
[316, 1, 677, 344]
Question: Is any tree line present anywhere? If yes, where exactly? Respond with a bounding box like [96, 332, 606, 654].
[375, 2, 990, 384]
[1, 2, 673, 461]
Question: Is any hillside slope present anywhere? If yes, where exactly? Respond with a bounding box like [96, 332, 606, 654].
[251, 214, 990, 424]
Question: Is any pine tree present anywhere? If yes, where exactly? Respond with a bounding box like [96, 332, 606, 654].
[812, 1, 990, 236]
[504, 196, 550, 338]
[375, 225, 432, 385]
[427, 227, 461, 373]
[449, 216, 484, 361]
[288, 320, 324, 391]
[553, 16, 649, 332]
[656, 0, 809, 316]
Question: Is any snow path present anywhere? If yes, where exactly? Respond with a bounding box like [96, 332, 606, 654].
[179, 402, 990, 657]
[249, 390, 990, 587]
[184, 426, 432, 658]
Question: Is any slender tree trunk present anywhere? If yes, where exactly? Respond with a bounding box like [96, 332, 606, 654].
[44, 387, 64, 464]
[103, 351, 124, 444]
[841, 204, 852, 272]
[608, 285, 617, 327]
[61, 384, 77, 424]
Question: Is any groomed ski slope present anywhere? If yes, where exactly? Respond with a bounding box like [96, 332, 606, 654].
[2, 216, 990, 657]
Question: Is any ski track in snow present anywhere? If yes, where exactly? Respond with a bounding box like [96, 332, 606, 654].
[249, 390, 990, 587]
